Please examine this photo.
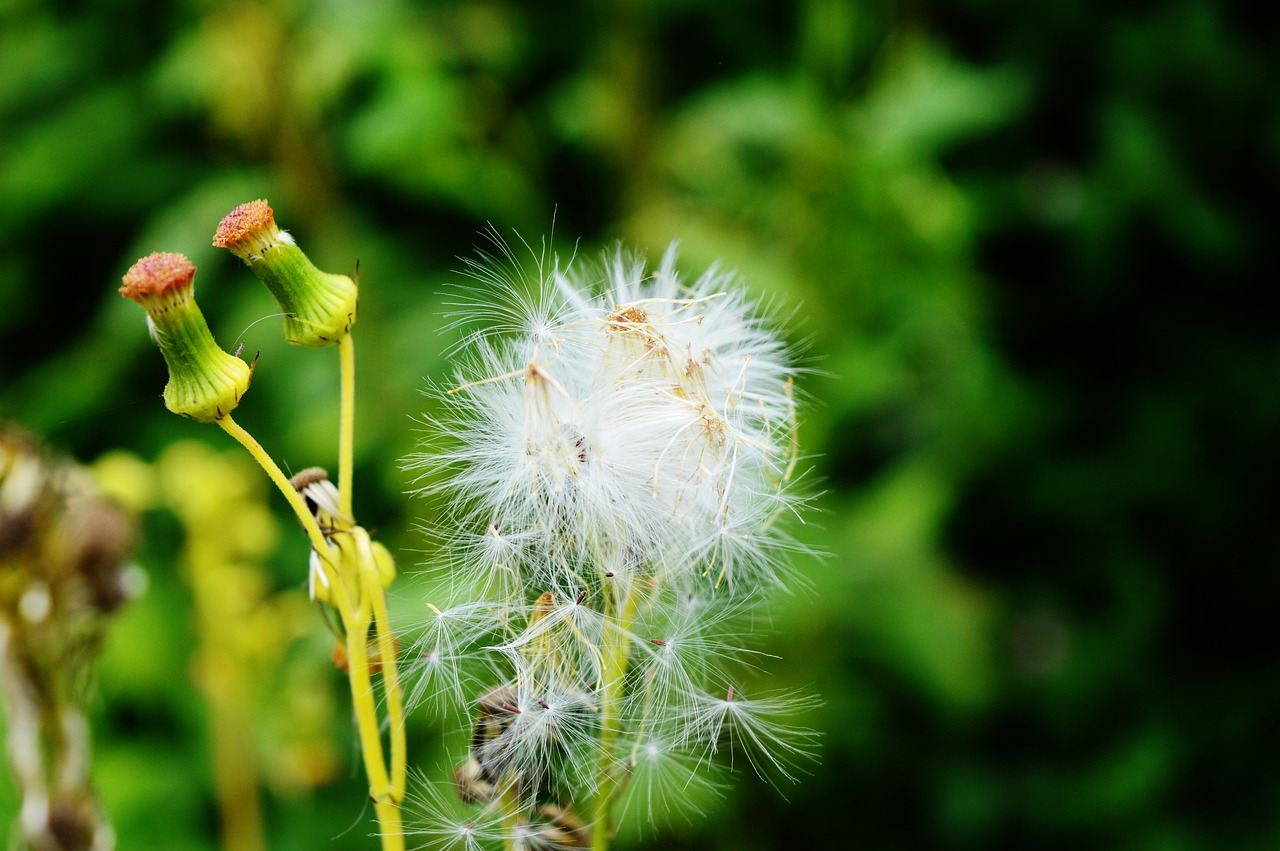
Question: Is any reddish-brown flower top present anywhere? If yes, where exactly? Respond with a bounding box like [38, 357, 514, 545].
[118, 248, 251, 421]
[119, 252, 196, 303]
[211, 198, 355, 345]
[213, 199, 276, 252]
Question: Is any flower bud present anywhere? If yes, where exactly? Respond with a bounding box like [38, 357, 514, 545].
[213, 200, 357, 347]
[120, 252, 252, 423]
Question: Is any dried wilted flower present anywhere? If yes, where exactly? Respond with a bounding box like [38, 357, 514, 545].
[289, 466, 395, 604]
[1, 423, 139, 851]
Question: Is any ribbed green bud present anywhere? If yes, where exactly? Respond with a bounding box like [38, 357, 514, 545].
[120, 253, 252, 422]
[213, 200, 357, 347]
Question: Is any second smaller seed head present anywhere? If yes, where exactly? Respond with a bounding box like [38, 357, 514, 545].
[214, 200, 357, 347]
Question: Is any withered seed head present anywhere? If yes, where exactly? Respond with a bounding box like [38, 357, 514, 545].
[289, 466, 330, 492]
[119, 253, 251, 422]
[213, 199, 358, 347]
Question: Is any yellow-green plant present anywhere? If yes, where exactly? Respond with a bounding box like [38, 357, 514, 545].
[118, 202, 406, 850]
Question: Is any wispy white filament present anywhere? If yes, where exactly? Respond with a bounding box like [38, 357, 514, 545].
[404, 237, 814, 833]
[410, 241, 804, 595]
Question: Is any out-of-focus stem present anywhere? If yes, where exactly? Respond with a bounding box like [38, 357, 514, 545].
[207, 682, 266, 851]
[500, 783, 522, 851]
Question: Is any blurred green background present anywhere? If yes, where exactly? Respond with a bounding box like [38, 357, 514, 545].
[2, 0, 1276, 848]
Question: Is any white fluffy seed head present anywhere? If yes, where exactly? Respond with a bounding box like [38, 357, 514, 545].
[409, 240, 806, 596]
[403, 237, 816, 835]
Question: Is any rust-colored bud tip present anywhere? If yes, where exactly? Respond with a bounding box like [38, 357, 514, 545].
[213, 199, 274, 249]
[120, 252, 196, 300]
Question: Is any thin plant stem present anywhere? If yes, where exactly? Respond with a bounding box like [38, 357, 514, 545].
[592, 582, 640, 851]
[365, 554, 407, 799]
[338, 333, 356, 518]
[338, 565, 402, 851]
[327, 535, 403, 851]
[217, 416, 330, 554]
[207, 679, 266, 851]
[340, 333, 407, 841]
[218, 414, 404, 851]
[500, 783, 522, 851]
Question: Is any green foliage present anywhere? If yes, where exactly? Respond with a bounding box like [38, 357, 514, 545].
[2, 0, 1274, 848]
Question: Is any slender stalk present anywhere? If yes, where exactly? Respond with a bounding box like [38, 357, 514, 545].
[339, 572, 402, 851]
[217, 415, 331, 555]
[207, 679, 266, 851]
[365, 554, 407, 800]
[338, 333, 356, 518]
[328, 537, 403, 851]
[218, 414, 403, 851]
[339, 334, 406, 845]
[499, 780, 525, 851]
[592, 583, 639, 851]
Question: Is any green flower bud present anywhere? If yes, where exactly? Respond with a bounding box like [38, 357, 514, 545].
[213, 200, 357, 347]
[119, 253, 252, 422]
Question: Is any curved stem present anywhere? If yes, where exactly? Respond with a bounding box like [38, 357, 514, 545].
[219, 414, 403, 851]
[217, 415, 329, 554]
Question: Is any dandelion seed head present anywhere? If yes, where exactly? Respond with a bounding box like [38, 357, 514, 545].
[409, 240, 804, 597]
[404, 234, 816, 838]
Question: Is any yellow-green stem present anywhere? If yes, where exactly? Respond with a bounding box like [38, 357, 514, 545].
[352, 527, 405, 801]
[341, 588, 401, 851]
[206, 675, 266, 851]
[338, 333, 355, 518]
[218, 415, 403, 851]
[217, 416, 330, 555]
[368, 573, 407, 799]
[592, 584, 639, 851]
[329, 541, 403, 851]
[500, 782, 522, 851]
